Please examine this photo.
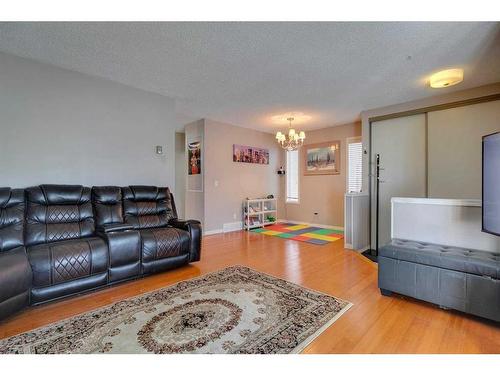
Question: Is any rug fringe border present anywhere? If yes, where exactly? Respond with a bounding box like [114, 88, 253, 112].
[292, 302, 353, 354]
[231, 264, 353, 307]
[229, 265, 355, 354]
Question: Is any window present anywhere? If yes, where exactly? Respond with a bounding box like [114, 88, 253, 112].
[286, 150, 299, 203]
[347, 138, 362, 193]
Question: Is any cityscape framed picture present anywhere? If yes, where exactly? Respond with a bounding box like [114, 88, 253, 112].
[304, 141, 340, 175]
[233, 144, 269, 165]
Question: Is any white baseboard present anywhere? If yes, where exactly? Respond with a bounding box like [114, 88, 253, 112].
[204, 221, 243, 236]
[345, 244, 370, 253]
[204, 220, 344, 236]
[278, 219, 344, 232]
[223, 221, 243, 232]
[204, 229, 224, 236]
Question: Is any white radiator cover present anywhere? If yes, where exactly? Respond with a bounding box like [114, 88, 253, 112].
[391, 197, 500, 253]
[344, 193, 369, 251]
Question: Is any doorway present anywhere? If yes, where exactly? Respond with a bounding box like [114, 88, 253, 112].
[174, 132, 186, 219]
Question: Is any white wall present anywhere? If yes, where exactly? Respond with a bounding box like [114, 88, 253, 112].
[0, 52, 179, 188]
[203, 119, 284, 233]
[392, 198, 500, 254]
[284, 122, 361, 228]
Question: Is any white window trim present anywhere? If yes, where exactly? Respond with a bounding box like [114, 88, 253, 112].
[346, 136, 363, 193]
[286, 149, 300, 204]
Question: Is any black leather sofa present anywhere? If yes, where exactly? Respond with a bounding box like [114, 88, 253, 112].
[0, 184, 201, 321]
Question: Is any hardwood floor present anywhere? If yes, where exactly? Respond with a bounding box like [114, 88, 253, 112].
[0, 231, 499, 353]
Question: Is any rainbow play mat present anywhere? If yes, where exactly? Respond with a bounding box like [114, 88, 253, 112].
[251, 222, 344, 245]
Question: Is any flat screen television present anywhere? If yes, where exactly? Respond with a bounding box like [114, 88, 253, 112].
[482, 131, 500, 236]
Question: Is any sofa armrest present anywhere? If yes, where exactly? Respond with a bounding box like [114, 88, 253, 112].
[96, 223, 134, 233]
[169, 219, 202, 262]
[0, 246, 32, 320]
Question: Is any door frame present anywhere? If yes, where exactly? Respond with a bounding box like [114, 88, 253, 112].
[367, 93, 500, 253]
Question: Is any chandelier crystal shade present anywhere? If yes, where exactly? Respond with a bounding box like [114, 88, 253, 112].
[276, 117, 306, 151]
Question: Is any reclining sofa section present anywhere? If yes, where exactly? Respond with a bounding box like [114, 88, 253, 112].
[0, 184, 202, 321]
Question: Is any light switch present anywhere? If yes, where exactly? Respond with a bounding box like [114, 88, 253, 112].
[214, 180, 219, 187]
[155, 146, 163, 154]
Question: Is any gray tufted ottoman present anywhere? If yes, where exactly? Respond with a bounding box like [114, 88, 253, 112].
[378, 239, 500, 322]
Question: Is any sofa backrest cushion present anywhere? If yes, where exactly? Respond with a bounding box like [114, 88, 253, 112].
[0, 188, 25, 252]
[92, 186, 124, 227]
[25, 185, 95, 246]
[122, 186, 177, 229]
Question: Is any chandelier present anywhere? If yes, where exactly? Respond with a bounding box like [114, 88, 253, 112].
[275, 117, 306, 151]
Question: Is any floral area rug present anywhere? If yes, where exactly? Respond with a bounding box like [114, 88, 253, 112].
[0, 266, 352, 354]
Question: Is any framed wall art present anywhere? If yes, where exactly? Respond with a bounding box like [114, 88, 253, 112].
[188, 140, 201, 175]
[233, 144, 269, 165]
[304, 141, 340, 175]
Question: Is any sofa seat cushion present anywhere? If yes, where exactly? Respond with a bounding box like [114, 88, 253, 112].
[0, 246, 32, 302]
[380, 239, 500, 279]
[28, 237, 108, 288]
[140, 227, 190, 262]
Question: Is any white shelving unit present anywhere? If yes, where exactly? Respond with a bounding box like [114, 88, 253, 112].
[243, 198, 278, 230]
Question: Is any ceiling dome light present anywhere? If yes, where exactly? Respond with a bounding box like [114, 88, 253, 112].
[430, 68, 464, 88]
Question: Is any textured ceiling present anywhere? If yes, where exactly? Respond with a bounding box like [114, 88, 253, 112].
[0, 22, 499, 132]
